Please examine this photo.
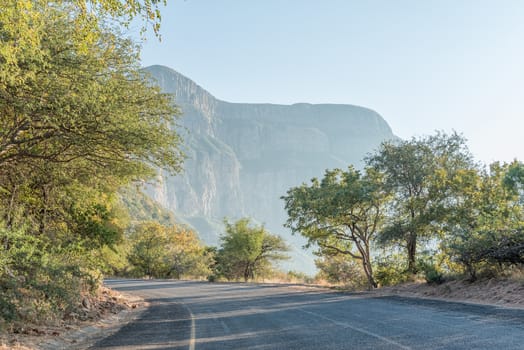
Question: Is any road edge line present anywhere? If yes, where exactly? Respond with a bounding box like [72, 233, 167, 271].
[182, 303, 196, 350]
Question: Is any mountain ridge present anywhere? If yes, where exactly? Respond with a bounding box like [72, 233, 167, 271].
[143, 64, 397, 273]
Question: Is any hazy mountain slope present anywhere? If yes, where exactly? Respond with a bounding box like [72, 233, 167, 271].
[143, 65, 397, 273]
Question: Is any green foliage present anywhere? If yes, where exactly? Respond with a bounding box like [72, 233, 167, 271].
[503, 161, 524, 200]
[282, 130, 524, 288]
[215, 218, 290, 282]
[0, 0, 167, 87]
[423, 266, 445, 284]
[0, 2, 184, 326]
[119, 186, 178, 226]
[315, 255, 368, 289]
[0, 4, 183, 237]
[127, 222, 212, 279]
[283, 166, 385, 289]
[0, 225, 101, 324]
[446, 228, 524, 281]
[1, 5, 183, 173]
[373, 254, 412, 287]
[367, 131, 475, 273]
[443, 163, 524, 280]
[416, 255, 445, 284]
[285, 270, 316, 284]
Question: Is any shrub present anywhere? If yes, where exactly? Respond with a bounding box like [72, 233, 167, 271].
[373, 254, 411, 287]
[0, 225, 99, 326]
[422, 265, 445, 284]
[315, 255, 368, 289]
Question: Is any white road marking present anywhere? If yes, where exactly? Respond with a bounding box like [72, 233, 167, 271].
[181, 303, 196, 350]
[298, 308, 412, 350]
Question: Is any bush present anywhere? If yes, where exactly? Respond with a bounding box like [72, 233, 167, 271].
[445, 228, 524, 281]
[374, 254, 411, 287]
[285, 270, 315, 284]
[0, 226, 100, 326]
[422, 265, 444, 284]
[207, 274, 217, 282]
[315, 255, 368, 289]
[416, 255, 445, 285]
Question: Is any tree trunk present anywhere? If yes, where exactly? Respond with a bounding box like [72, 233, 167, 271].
[355, 239, 377, 289]
[362, 257, 377, 289]
[38, 185, 50, 236]
[244, 263, 251, 282]
[407, 233, 417, 273]
[6, 184, 17, 228]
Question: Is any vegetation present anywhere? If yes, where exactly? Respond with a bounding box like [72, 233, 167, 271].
[127, 222, 212, 279]
[2, 0, 523, 330]
[0, 1, 185, 327]
[1, 0, 166, 88]
[366, 132, 475, 273]
[284, 132, 524, 288]
[213, 218, 290, 282]
[283, 167, 385, 289]
[315, 254, 368, 289]
[443, 161, 524, 280]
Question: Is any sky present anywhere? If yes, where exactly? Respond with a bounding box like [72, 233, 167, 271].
[133, 0, 524, 165]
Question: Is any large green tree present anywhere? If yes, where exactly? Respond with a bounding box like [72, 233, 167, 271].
[0, 2, 184, 323]
[0, 4, 182, 172]
[216, 218, 289, 282]
[0, 4, 183, 236]
[283, 167, 385, 289]
[367, 132, 475, 273]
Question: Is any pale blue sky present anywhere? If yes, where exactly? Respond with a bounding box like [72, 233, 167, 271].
[134, 0, 524, 165]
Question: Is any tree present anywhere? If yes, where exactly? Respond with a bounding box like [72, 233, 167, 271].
[1, 0, 167, 87]
[282, 167, 385, 289]
[168, 227, 213, 279]
[216, 218, 289, 282]
[0, 5, 184, 234]
[503, 161, 524, 204]
[367, 132, 475, 273]
[444, 162, 524, 279]
[127, 222, 169, 278]
[1, 4, 183, 173]
[127, 222, 211, 279]
[0, 2, 184, 324]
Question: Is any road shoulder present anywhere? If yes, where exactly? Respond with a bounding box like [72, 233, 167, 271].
[1, 288, 147, 350]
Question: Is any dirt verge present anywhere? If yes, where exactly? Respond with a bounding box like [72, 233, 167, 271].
[0, 287, 146, 350]
[372, 277, 524, 309]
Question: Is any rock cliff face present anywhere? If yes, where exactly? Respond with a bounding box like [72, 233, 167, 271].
[144, 65, 397, 273]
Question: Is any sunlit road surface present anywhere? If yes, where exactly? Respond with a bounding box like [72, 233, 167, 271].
[90, 280, 524, 350]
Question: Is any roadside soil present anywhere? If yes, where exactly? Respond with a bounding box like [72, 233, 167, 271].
[372, 277, 524, 308]
[0, 287, 145, 350]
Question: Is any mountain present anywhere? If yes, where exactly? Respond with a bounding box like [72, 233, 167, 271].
[143, 65, 397, 273]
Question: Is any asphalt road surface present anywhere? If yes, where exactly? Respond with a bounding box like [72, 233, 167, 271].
[90, 280, 524, 350]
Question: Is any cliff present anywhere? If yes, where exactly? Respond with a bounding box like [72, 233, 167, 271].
[143, 65, 397, 273]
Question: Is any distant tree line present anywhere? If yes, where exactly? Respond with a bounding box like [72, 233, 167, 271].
[283, 132, 524, 289]
[115, 218, 289, 283]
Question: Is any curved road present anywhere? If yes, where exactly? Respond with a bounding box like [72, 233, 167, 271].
[91, 280, 524, 349]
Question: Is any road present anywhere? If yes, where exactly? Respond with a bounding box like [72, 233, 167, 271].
[90, 280, 524, 349]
